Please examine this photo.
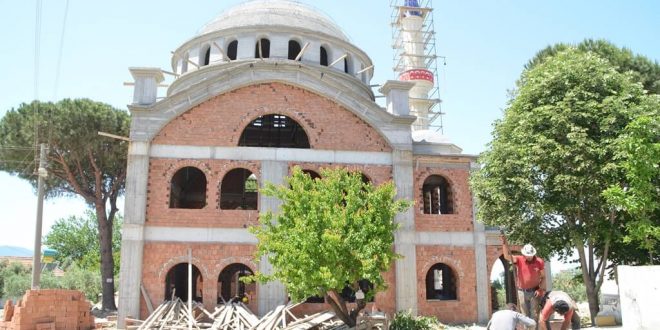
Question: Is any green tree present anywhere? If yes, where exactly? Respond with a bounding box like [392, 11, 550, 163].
[525, 39, 660, 94]
[552, 269, 587, 303]
[470, 48, 651, 323]
[0, 99, 129, 310]
[248, 167, 411, 326]
[603, 110, 660, 261]
[45, 210, 123, 273]
[1, 262, 31, 299]
[60, 264, 103, 302]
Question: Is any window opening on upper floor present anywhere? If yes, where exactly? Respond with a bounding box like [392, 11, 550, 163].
[302, 169, 321, 180]
[218, 263, 255, 304]
[165, 263, 203, 302]
[170, 166, 206, 209]
[288, 40, 302, 61]
[340, 279, 374, 303]
[422, 175, 454, 214]
[227, 40, 238, 61]
[202, 45, 211, 66]
[425, 263, 457, 300]
[255, 38, 270, 59]
[220, 169, 258, 210]
[181, 52, 189, 73]
[344, 54, 352, 74]
[320, 47, 329, 66]
[238, 114, 310, 148]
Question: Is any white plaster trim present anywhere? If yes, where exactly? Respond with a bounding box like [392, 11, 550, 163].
[150, 145, 393, 165]
[128, 141, 150, 156]
[121, 224, 144, 241]
[396, 231, 475, 246]
[144, 227, 258, 244]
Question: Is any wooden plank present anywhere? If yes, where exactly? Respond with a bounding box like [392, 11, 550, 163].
[140, 283, 154, 314]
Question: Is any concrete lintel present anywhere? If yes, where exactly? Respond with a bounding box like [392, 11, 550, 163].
[144, 227, 258, 244]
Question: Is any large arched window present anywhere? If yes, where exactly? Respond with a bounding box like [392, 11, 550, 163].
[425, 263, 457, 300]
[238, 114, 310, 148]
[220, 169, 258, 210]
[227, 40, 238, 60]
[202, 45, 211, 66]
[320, 46, 329, 66]
[288, 40, 301, 60]
[165, 263, 203, 302]
[170, 167, 206, 209]
[422, 175, 454, 214]
[255, 38, 270, 58]
[218, 263, 255, 303]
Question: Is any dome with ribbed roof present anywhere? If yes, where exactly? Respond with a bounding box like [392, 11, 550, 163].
[198, 0, 349, 41]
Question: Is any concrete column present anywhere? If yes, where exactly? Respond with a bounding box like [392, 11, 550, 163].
[117, 141, 150, 329]
[303, 41, 321, 65]
[392, 149, 418, 314]
[257, 160, 288, 316]
[379, 81, 415, 117]
[238, 35, 257, 60]
[269, 35, 289, 59]
[471, 161, 490, 322]
[129, 68, 164, 106]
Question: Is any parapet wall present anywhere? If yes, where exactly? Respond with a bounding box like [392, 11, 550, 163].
[0, 289, 94, 330]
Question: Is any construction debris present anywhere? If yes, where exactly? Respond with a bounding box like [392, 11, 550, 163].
[127, 300, 350, 330]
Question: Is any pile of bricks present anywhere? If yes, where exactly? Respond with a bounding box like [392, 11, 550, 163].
[0, 289, 94, 330]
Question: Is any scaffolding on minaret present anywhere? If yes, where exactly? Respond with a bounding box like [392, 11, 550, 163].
[390, 0, 444, 133]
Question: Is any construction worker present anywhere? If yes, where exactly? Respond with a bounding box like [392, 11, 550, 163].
[501, 235, 546, 323]
[487, 303, 536, 330]
[539, 290, 581, 330]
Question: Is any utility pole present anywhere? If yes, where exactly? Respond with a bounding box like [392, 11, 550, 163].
[31, 143, 47, 289]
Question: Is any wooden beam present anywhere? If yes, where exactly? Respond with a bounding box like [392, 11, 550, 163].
[356, 65, 374, 74]
[329, 53, 347, 67]
[212, 41, 229, 61]
[98, 131, 130, 142]
[294, 42, 310, 61]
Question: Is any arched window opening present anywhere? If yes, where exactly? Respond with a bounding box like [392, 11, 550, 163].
[302, 169, 321, 180]
[170, 167, 206, 209]
[255, 38, 270, 58]
[425, 263, 457, 300]
[220, 169, 258, 210]
[490, 255, 517, 312]
[340, 279, 374, 303]
[360, 173, 371, 184]
[305, 295, 325, 303]
[238, 114, 310, 148]
[218, 263, 255, 304]
[320, 47, 329, 66]
[227, 40, 238, 60]
[202, 45, 211, 66]
[165, 263, 203, 302]
[344, 54, 352, 74]
[181, 52, 189, 73]
[422, 175, 454, 214]
[288, 40, 301, 60]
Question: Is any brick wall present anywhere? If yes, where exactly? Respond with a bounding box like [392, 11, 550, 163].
[146, 159, 260, 228]
[140, 242, 258, 318]
[416, 246, 477, 323]
[413, 158, 474, 232]
[152, 82, 392, 152]
[0, 290, 94, 330]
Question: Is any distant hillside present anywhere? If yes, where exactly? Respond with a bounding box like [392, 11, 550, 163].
[0, 246, 33, 257]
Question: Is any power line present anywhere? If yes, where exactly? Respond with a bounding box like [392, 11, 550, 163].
[53, 0, 70, 101]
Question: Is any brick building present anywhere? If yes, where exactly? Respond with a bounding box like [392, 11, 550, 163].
[117, 0, 549, 327]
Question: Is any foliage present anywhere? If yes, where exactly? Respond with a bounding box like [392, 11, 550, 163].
[470, 48, 652, 323]
[390, 311, 443, 330]
[603, 110, 660, 256]
[552, 269, 587, 303]
[45, 210, 123, 273]
[525, 39, 660, 94]
[59, 264, 103, 302]
[248, 167, 411, 326]
[491, 277, 507, 310]
[0, 98, 129, 310]
[0, 262, 31, 298]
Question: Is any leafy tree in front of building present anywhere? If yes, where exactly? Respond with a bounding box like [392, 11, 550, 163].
[470, 47, 658, 324]
[0, 99, 129, 310]
[248, 167, 411, 327]
[552, 269, 587, 303]
[45, 210, 122, 273]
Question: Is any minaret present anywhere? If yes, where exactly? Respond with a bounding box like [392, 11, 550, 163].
[391, 0, 443, 132]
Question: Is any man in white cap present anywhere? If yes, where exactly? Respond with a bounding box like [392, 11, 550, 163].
[502, 236, 546, 324]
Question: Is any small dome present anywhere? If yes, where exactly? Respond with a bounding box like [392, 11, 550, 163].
[412, 130, 452, 144]
[198, 0, 349, 41]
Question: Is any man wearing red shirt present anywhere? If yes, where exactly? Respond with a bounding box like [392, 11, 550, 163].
[502, 236, 546, 324]
[539, 290, 580, 330]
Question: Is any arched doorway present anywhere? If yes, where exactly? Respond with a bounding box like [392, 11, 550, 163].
[490, 255, 517, 311]
[164, 263, 203, 302]
[217, 263, 255, 304]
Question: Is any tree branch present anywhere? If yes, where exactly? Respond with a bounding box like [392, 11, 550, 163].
[87, 149, 103, 201]
[53, 149, 95, 203]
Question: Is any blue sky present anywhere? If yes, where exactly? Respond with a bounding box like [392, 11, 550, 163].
[0, 0, 658, 268]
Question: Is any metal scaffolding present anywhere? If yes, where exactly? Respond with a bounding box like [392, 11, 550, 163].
[390, 0, 445, 133]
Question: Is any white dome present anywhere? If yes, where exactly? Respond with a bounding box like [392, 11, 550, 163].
[198, 0, 349, 41]
[412, 129, 452, 144]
